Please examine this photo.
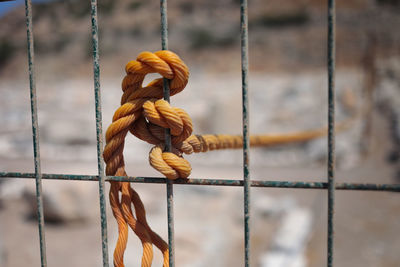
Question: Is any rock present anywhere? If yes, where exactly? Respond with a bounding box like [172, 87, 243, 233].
[377, 57, 400, 142]
[22, 180, 99, 223]
[41, 119, 94, 146]
[260, 207, 312, 267]
[0, 179, 28, 200]
[253, 195, 296, 218]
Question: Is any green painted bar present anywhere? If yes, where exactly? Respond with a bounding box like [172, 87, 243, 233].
[240, 0, 251, 266]
[327, 0, 336, 266]
[89, 0, 110, 265]
[159, 0, 175, 266]
[1, 172, 399, 192]
[24, 0, 47, 266]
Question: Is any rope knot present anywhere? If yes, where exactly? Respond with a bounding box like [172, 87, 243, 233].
[104, 50, 193, 180]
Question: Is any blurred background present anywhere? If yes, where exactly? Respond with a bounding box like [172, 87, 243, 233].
[0, 0, 399, 266]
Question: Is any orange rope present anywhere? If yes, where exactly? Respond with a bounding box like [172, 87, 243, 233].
[103, 50, 186, 267]
[103, 50, 349, 266]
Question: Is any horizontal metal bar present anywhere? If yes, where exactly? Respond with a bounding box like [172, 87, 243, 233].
[1, 172, 399, 192]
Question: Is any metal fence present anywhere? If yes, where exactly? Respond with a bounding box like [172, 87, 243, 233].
[0, 0, 399, 267]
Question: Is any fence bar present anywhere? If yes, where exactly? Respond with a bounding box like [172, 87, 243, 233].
[2, 172, 399, 191]
[327, 0, 336, 266]
[160, 0, 175, 266]
[2, 172, 400, 192]
[89, 0, 109, 266]
[24, 0, 47, 266]
[240, 0, 251, 266]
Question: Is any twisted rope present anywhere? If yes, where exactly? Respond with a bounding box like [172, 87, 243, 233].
[103, 50, 186, 267]
[103, 50, 345, 266]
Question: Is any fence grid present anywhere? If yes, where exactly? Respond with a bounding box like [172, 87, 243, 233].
[0, 0, 399, 267]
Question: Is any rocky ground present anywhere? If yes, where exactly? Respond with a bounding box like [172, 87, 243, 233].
[0, 111, 399, 267]
[0, 66, 399, 266]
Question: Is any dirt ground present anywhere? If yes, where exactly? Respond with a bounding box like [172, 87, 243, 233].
[0, 109, 399, 267]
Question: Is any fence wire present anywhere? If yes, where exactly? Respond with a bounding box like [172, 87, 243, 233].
[0, 0, 399, 267]
[23, 0, 47, 266]
[327, 0, 336, 266]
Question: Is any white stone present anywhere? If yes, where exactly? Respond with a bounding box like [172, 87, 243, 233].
[260, 208, 312, 267]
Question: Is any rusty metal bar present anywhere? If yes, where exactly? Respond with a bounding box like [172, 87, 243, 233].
[240, 0, 251, 266]
[159, 0, 175, 266]
[89, 0, 109, 265]
[327, 0, 336, 266]
[24, 0, 47, 266]
[2, 172, 400, 192]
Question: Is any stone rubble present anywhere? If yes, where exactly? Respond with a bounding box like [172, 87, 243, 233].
[0, 70, 370, 265]
[260, 208, 312, 267]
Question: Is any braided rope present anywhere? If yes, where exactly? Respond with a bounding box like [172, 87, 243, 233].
[103, 50, 345, 266]
[103, 50, 186, 267]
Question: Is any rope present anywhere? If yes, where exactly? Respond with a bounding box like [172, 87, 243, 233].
[103, 50, 350, 266]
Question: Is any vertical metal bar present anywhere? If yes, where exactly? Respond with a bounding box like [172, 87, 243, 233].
[24, 0, 47, 266]
[160, 1, 175, 266]
[327, 0, 336, 266]
[90, 0, 109, 266]
[240, 0, 250, 266]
